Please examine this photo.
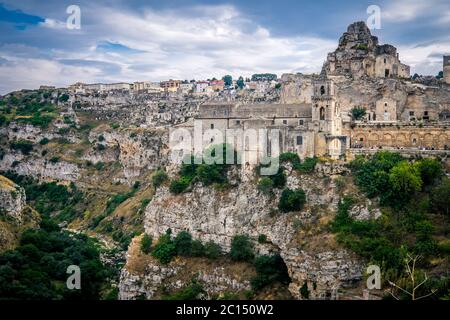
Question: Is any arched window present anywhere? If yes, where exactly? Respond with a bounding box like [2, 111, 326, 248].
[320, 86, 325, 95]
[319, 107, 325, 120]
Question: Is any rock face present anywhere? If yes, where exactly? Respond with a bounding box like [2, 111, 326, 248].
[0, 175, 26, 222]
[137, 167, 365, 299]
[118, 236, 253, 300]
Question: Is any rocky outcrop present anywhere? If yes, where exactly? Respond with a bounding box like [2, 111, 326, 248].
[0, 175, 26, 222]
[118, 236, 253, 300]
[139, 167, 365, 299]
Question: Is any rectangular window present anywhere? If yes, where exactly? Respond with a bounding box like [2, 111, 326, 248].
[409, 111, 414, 116]
[236, 120, 240, 125]
[424, 111, 428, 116]
[210, 123, 214, 129]
[299, 119, 304, 125]
[283, 120, 287, 125]
[296, 136, 303, 145]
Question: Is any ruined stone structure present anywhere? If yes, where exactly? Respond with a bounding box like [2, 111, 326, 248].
[177, 21, 449, 161]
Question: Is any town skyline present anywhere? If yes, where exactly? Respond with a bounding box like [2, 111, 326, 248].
[1, 0, 450, 94]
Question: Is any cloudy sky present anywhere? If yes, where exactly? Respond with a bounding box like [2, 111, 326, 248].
[0, 0, 449, 94]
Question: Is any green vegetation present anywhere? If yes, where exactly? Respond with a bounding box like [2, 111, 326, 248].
[10, 140, 33, 155]
[350, 106, 367, 120]
[39, 137, 49, 145]
[222, 75, 232, 86]
[356, 44, 368, 50]
[300, 281, 310, 299]
[140, 234, 153, 254]
[58, 93, 69, 102]
[0, 218, 112, 300]
[152, 169, 168, 188]
[169, 144, 237, 194]
[250, 254, 290, 291]
[230, 235, 254, 262]
[332, 152, 450, 299]
[151, 230, 222, 264]
[258, 234, 267, 244]
[257, 177, 274, 196]
[152, 230, 177, 264]
[278, 188, 306, 213]
[163, 279, 204, 300]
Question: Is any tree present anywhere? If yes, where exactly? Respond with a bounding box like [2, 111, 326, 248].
[230, 235, 254, 262]
[389, 161, 422, 203]
[203, 241, 221, 259]
[222, 75, 232, 86]
[436, 71, 444, 79]
[152, 232, 176, 264]
[141, 234, 152, 254]
[236, 76, 245, 89]
[431, 178, 450, 216]
[278, 188, 306, 213]
[174, 231, 193, 256]
[350, 106, 367, 120]
[414, 158, 442, 186]
[388, 254, 437, 300]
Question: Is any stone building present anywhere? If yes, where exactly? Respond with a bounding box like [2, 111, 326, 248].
[175, 22, 449, 163]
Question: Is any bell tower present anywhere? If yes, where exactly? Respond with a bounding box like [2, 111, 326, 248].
[444, 55, 450, 84]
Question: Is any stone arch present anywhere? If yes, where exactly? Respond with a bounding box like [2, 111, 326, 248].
[423, 133, 434, 148]
[354, 133, 367, 147]
[319, 107, 325, 120]
[396, 133, 407, 147]
[368, 133, 379, 147]
[383, 133, 393, 147]
[437, 134, 448, 149]
[410, 133, 420, 147]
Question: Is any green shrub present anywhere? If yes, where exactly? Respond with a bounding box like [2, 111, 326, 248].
[49, 156, 60, 163]
[58, 93, 69, 102]
[431, 178, 450, 216]
[258, 177, 274, 196]
[140, 198, 151, 210]
[203, 241, 221, 259]
[174, 231, 193, 256]
[196, 164, 226, 186]
[10, 140, 33, 155]
[269, 167, 286, 189]
[250, 254, 290, 291]
[191, 240, 205, 257]
[110, 123, 120, 129]
[0, 114, 7, 126]
[230, 235, 254, 262]
[152, 170, 168, 189]
[300, 281, 310, 299]
[163, 279, 204, 300]
[258, 234, 267, 244]
[297, 157, 318, 173]
[169, 177, 190, 194]
[350, 106, 366, 120]
[414, 158, 443, 186]
[94, 162, 105, 171]
[278, 188, 306, 213]
[39, 137, 49, 145]
[141, 234, 152, 254]
[152, 232, 176, 264]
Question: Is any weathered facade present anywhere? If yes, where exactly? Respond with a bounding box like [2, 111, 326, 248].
[176, 21, 450, 161]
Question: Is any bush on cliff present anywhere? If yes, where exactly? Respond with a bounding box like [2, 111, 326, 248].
[152, 169, 168, 189]
[278, 188, 306, 213]
[230, 235, 254, 262]
[152, 231, 176, 264]
[141, 234, 152, 254]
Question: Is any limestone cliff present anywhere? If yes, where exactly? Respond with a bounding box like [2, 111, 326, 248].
[118, 164, 367, 300]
